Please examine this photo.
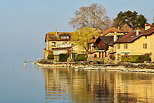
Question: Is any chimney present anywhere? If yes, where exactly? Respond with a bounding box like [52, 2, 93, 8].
[114, 32, 118, 42]
[145, 23, 151, 30]
[136, 27, 140, 36]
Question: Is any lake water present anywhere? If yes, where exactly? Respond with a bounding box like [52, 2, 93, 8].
[1, 53, 154, 103]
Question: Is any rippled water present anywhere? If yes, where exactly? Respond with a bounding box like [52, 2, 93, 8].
[43, 67, 154, 103]
[1, 52, 154, 103]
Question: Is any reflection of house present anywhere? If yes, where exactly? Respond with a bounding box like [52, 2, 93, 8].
[44, 32, 72, 61]
[115, 24, 154, 61]
[43, 67, 154, 103]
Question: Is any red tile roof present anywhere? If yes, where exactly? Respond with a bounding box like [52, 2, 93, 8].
[115, 26, 154, 44]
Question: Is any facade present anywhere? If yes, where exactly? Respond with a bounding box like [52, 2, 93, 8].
[115, 25, 154, 61]
[44, 31, 87, 61]
[44, 32, 72, 61]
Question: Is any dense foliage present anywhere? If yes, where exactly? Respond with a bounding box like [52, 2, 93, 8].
[71, 27, 99, 53]
[113, 10, 147, 29]
[121, 55, 151, 63]
[59, 54, 69, 62]
[74, 54, 87, 62]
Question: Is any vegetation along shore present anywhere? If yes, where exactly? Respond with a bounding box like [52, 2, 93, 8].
[36, 60, 154, 73]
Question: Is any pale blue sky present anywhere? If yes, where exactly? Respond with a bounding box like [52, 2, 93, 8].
[0, 0, 154, 58]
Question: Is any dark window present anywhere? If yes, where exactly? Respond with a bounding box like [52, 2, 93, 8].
[143, 43, 147, 49]
[94, 54, 97, 58]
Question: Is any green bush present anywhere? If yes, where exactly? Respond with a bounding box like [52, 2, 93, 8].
[59, 54, 69, 62]
[121, 55, 151, 63]
[47, 54, 54, 60]
[74, 54, 87, 62]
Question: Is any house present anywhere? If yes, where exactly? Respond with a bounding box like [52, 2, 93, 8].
[92, 35, 124, 61]
[44, 32, 72, 61]
[87, 27, 126, 63]
[44, 31, 88, 61]
[115, 24, 154, 61]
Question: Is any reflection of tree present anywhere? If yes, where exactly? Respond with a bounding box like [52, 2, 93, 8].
[43, 68, 154, 103]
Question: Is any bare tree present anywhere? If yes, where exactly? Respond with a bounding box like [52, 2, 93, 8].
[69, 3, 112, 30]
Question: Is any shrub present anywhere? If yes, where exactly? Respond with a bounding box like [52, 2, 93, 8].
[74, 54, 87, 62]
[47, 54, 54, 60]
[59, 54, 69, 62]
[121, 55, 151, 63]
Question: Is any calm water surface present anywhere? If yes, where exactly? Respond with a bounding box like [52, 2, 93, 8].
[1, 53, 154, 103]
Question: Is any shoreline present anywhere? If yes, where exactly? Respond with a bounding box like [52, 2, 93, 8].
[35, 62, 154, 73]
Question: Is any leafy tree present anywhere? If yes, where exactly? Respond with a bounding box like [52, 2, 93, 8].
[69, 3, 112, 30]
[71, 27, 99, 53]
[113, 10, 147, 29]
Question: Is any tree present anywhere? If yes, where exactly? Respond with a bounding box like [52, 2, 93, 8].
[113, 11, 147, 29]
[69, 3, 112, 30]
[71, 27, 99, 53]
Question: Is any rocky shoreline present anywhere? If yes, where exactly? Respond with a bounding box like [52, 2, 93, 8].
[35, 62, 154, 73]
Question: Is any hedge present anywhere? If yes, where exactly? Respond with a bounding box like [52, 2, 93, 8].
[121, 55, 151, 63]
[47, 54, 54, 60]
[59, 54, 69, 62]
[74, 54, 87, 62]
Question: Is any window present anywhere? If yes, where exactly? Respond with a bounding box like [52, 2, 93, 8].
[61, 36, 69, 39]
[124, 44, 128, 49]
[143, 43, 147, 49]
[145, 36, 147, 39]
[51, 42, 56, 47]
[117, 44, 120, 49]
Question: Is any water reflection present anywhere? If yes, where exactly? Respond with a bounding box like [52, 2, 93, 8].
[43, 67, 154, 103]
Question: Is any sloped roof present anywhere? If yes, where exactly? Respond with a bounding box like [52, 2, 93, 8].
[102, 27, 126, 35]
[115, 26, 154, 44]
[99, 36, 114, 46]
[45, 32, 72, 42]
[121, 24, 132, 32]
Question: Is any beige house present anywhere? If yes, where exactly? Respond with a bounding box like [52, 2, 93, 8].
[44, 31, 87, 61]
[44, 32, 72, 61]
[115, 24, 154, 61]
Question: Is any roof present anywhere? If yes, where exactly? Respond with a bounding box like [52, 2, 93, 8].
[45, 32, 72, 42]
[99, 36, 114, 46]
[121, 24, 132, 32]
[115, 26, 154, 44]
[93, 36, 115, 50]
[102, 27, 126, 35]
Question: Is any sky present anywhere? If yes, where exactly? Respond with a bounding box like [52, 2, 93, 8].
[0, 0, 154, 59]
